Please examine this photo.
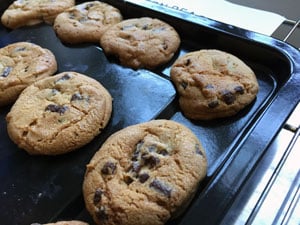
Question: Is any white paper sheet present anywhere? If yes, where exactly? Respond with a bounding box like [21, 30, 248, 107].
[138, 0, 286, 36]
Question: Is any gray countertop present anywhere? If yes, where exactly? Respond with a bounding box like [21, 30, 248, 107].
[229, 0, 299, 49]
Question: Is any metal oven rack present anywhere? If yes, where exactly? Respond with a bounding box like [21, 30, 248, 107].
[281, 19, 300, 50]
[223, 18, 300, 225]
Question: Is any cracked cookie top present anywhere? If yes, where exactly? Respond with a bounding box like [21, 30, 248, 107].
[83, 119, 207, 225]
[0, 42, 57, 106]
[53, 1, 123, 44]
[170, 49, 259, 120]
[6, 71, 112, 155]
[1, 0, 75, 29]
[100, 17, 181, 69]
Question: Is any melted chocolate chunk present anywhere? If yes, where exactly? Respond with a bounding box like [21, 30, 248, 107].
[95, 206, 108, 221]
[234, 86, 245, 94]
[132, 141, 143, 161]
[139, 173, 150, 183]
[71, 93, 84, 101]
[124, 175, 134, 185]
[158, 149, 169, 156]
[0, 66, 12, 77]
[86, 3, 95, 9]
[185, 58, 191, 66]
[208, 100, 219, 108]
[24, 66, 29, 72]
[45, 104, 68, 115]
[221, 90, 236, 105]
[56, 74, 72, 83]
[15, 47, 26, 52]
[180, 81, 188, 89]
[150, 179, 172, 198]
[131, 161, 141, 174]
[93, 188, 103, 205]
[101, 162, 116, 175]
[162, 42, 168, 50]
[142, 24, 150, 30]
[142, 154, 160, 169]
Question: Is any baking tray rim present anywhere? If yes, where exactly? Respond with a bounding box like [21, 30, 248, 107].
[121, 1, 300, 224]
[1, 1, 300, 224]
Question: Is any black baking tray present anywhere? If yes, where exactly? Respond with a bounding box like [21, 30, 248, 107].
[0, 0, 299, 225]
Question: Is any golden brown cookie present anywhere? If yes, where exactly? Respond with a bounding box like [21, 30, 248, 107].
[100, 17, 180, 69]
[1, 0, 75, 29]
[31, 220, 89, 225]
[0, 42, 57, 106]
[6, 72, 112, 155]
[83, 119, 207, 225]
[53, 1, 122, 44]
[170, 49, 259, 120]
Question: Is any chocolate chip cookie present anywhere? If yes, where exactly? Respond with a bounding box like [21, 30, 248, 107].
[1, 0, 75, 29]
[53, 1, 122, 44]
[100, 17, 180, 69]
[6, 72, 112, 155]
[83, 119, 207, 225]
[0, 42, 57, 106]
[170, 49, 259, 120]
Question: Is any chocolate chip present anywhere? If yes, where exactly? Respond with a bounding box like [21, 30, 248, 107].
[142, 154, 160, 168]
[132, 141, 143, 161]
[180, 81, 188, 89]
[24, 66, 28, 72]
[234, 86, 245, 94]
[221, 90, 236, 105]
[56, 74, 72, 83]
[95, 206, 108, 221]
[45, 104, 68, 115]
[86, 3, 95, 9]
[131, 161, 141, 174]
[15, 47, 26, 52]
[158, 149, 169, 156]
[150, 179, 172, 198]
[162, 42, 168, 50]
[185, 58, 191, 66]
[93, 188, 103, 205]
[142, 24, 149, 30]
[195, 144, 204, 156]
[101, 162, 116, 175]
[71, 93, 84, 101]
[121, 25, 135, 30]
[0, 66, 12, 77]
[208, 100, 219, 108]
[124, 175, 134, 185]
[139, 173, 150, 183]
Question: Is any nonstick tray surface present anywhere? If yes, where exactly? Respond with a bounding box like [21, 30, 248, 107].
[0, 0, 299, 225]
